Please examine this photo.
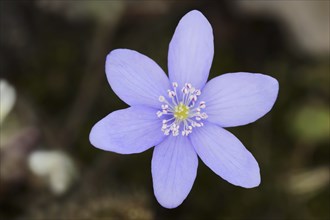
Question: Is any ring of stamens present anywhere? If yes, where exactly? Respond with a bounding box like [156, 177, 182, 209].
[156, 82, 208, 136]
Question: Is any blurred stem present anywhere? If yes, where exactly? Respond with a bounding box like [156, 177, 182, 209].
[60, 21, 121, 149]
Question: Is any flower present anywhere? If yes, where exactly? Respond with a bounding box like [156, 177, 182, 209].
[90, 10, 279, 208]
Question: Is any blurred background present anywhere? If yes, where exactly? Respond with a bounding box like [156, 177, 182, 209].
[0, 1, 329, 219]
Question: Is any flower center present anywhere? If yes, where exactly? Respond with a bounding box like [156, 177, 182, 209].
[156, 82, 208, 137]
[174, 103, 189, 120]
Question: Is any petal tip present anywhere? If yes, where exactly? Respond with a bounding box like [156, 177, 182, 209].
[256, 73, 279, 91]
[154, 191, 186, 209]
[230, 172, 261, 189]
[106, 48, 132, 61]
[237, 163, 261, 189]
[89, 121, 103, 151]
[182, 9, 211, 28]
[242, 175, 261, 189]
[186, 9, 203, 15]
[254, 73, 280, 104]
[271, 76, 280, 95]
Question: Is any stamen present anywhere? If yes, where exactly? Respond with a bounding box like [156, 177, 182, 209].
[157, 82, 208, 137]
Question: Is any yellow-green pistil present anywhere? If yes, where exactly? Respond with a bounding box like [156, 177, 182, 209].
[174, 103, 189, 120]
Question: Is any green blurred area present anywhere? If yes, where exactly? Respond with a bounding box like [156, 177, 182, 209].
[0, 1, 329, 220]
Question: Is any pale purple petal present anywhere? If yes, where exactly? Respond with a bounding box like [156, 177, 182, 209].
[168, 10, 214, 89]
[190, 122, 260, 188]
[201, 72, 279, 127]
[90, 106, 164, 154]
[106, 49, 171, 109]
[152, 135, 198, 208]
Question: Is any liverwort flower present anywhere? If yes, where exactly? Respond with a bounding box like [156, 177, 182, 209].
[90, 10, 279, 208]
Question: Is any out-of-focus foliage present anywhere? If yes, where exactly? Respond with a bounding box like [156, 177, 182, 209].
[0, 1, 329, 220]
[290, 104, 329, 143]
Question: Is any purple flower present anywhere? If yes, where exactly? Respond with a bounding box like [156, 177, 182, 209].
[90, 10, 279, 208]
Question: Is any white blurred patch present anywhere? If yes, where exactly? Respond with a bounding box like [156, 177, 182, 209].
[28, 150, 78, 195]
[238, 1, 330, 56]
[0, 79, 16, 124]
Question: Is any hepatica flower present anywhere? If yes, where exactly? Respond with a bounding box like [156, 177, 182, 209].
[90, 10, 279, 208]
